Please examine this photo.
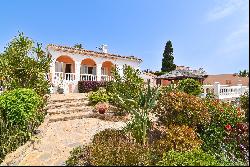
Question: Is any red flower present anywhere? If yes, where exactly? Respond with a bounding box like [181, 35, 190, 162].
[237, 107, 241, 112]
[225, 124, 232, 131]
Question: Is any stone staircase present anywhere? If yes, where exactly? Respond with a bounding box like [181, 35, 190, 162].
[46, 94, 93, 122]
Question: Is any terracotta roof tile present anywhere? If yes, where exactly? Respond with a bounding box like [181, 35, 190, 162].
[47, 44, 142, 62]
[203, 74, 249, 86]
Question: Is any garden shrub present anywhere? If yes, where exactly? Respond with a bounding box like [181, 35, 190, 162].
[0, 88, 45, 163]
[200, 98, 245, 162]
[224, 122, 249, 163]
[157, 149, 227, 166]
[106, 65, 144, 115]
[119, 81, 160, 145]
[88, 88, 110, 105]
[151, 124, 202, 162]
[154, 91, 210, 128]
[176, 78, 202, 96]
[78, 81, 107, 93]
[0, 88, 43, 127]
[240, 92, 249, 122]
[65, 146, 91, 166]
[0, 32, 51, 97]
[66, 129, 152, 166]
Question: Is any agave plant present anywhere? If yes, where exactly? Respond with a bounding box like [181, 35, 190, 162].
[115, 80, 160, 145]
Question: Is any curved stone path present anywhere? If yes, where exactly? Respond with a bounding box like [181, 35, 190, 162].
[1, 93, 126, 166]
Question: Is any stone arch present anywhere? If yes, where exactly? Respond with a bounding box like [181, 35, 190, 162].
[81, 58, 96, 66]
[101, 61, 115, 76]
[55, 55, 75, 73]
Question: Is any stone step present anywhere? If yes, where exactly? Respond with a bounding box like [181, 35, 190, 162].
[47, 106, 93, 115]
[48, 97, 88, 103]
[48, 111, 93, 122]
[46, 100, 90, 110]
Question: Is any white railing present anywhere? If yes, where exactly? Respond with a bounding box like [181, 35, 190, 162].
[101, 75, 113, 81]
[64, 73, 76, 81]
[202, 83, 249, 100]
[80, 74, 97, 81]
[55, 72, 63, 81]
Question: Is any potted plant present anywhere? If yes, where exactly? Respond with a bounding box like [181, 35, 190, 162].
[95, 102, 109, 114]
[57, 80, 64, 94]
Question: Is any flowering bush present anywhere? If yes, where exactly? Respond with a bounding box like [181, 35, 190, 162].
[78, 81, 107, 93]
[154, 91, 210, 128]
[224, 122, 249, 162]
[240, 92, 249, 122]
[199, 98, 245, 161]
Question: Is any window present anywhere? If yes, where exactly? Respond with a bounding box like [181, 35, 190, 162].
[101, 67, 108, 75]
[226, 80, 231, 84]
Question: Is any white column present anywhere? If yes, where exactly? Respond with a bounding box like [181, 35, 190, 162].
[96, 63, 102, 81]
[75, 61, 81, 82]
[237, 84, 243, 95]
[117, 64, 124, 78]
[213, 82, 220, 99]
[50, 60, 56, 85]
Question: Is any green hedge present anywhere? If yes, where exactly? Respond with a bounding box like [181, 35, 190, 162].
[0, 88, 44, 163]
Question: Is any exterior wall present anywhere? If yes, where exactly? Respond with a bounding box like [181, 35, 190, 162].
[201, 82, 249, 101]
[48, 48, 141, 93]
[140, 73, 157, 87]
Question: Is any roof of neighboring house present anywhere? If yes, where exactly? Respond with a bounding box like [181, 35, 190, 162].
[47, 44, 142, 62]
[156, 69, 207, 80]
[203, 74, 249, 86]
[142, 72, 157, 77]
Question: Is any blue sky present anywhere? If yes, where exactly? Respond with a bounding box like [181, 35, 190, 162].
[0, 0, 249, 74]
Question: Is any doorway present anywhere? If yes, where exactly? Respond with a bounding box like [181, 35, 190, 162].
[65, 64, 72, 73]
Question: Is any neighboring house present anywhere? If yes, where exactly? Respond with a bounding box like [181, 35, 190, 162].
[201, 74, 249, 101]
[140, 72, 157, 87]
[47, 44, 142, 93]
[156, 66, 207, 86]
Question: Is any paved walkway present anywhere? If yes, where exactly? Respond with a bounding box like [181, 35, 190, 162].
[1, 93, 126, 166]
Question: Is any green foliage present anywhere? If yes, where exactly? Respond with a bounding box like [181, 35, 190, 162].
[0, 32, 51, 97]
[176, 78, 202, 96]
[106, 65, 144, 115]
[154, 91, 210, 128]
[0, 88, 45, 163]
[154, 71, 166, 76]
[152, 125, 202, 160]
[224, 122, 249, 162]
[66, 129, 152, 166]
[88, 88, 110, 105]
[200, 99, 245, 161]
[240, 92, 249, 121]
[157, 149, 227, 166]
[161, 40, 176, 72]
[238, 69, 249, 77]
[65, 146, 91, 166]
[0, 88, 43, 127]
[118, 81, 160, 145]
[73, 43, 83, 49]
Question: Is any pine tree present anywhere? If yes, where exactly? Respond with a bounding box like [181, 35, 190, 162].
[161, 40, 176, 72]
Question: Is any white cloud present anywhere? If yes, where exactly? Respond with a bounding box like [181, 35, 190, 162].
[206, 0, 248, 22]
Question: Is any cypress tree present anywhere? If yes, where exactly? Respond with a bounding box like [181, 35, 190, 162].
[161, 40, 176, 72]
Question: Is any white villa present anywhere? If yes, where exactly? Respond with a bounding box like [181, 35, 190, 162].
[47, 44, 142, 93]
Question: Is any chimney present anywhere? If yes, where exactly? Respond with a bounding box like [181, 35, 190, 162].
[101, 44, 108, 53]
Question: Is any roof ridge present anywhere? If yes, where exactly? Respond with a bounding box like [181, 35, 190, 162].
[47, 44, 142, 62]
